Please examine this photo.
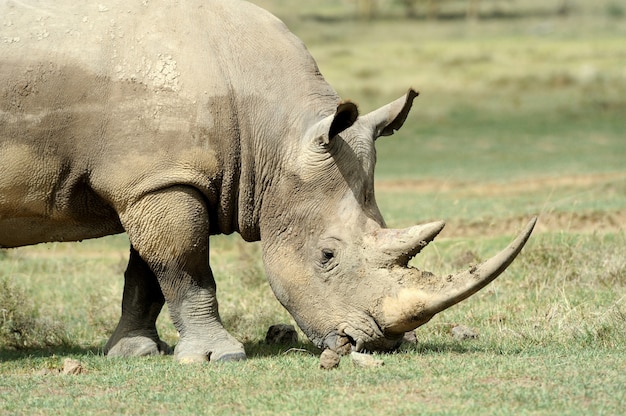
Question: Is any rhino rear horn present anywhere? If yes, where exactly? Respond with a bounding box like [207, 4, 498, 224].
[375, 220, 446, 266]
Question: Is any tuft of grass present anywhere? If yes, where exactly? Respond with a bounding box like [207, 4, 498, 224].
[0, 277, 69, 350]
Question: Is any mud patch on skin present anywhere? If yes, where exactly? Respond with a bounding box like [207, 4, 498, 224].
[0, 61, 127, 115]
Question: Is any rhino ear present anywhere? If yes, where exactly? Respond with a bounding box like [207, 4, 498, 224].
[329, 101, 359, 139]
[319, 101, 359, 145]
[364, 89, 419, 139]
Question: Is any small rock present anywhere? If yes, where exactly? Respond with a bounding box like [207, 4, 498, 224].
[350, 351, 384, 368]
[265, 324, 299, 345]
[402, 330, 418, 344]
[62, 358, 84, 375]
[319, 349, 340, 370]
[178, 354, 209, 364]
[451, 324, 479, 341]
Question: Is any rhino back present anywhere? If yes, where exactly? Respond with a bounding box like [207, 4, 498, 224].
[0, 0, 336, 246]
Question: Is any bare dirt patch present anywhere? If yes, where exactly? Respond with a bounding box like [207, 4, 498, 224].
[376, 172, 626, 197]
[378, 172, 626, 237]
[445, 210, 626, 238]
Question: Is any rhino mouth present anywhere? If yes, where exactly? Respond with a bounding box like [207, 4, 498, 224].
[323, 317, 404, 354]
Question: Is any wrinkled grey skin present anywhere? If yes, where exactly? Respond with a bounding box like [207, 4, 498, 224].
[0, 0, 535, 362]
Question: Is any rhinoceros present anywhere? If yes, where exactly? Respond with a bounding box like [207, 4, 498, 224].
[0, 0, 536, 362]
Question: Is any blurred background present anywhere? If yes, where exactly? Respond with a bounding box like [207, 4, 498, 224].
[251, 0, 626, 235]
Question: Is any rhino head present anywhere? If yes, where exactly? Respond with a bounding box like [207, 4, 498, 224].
[260, 89, 536, 353]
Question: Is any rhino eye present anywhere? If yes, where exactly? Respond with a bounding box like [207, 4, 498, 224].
[321, 249, 335, 263]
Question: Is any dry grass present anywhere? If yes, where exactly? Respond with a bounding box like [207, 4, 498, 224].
[0, 277, 68, 349]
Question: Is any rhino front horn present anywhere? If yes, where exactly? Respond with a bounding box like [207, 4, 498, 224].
[379, 217, 537, 334]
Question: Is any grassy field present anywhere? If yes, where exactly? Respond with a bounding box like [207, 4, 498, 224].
[1, 1, 625, 414]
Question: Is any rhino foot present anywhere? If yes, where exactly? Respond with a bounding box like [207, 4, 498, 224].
[174, 337, 246, 363]
[106, 335, 172, 357]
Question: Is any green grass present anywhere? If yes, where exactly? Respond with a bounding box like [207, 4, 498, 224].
[1, 345, 624, 415]
[2, 1, 626, 414]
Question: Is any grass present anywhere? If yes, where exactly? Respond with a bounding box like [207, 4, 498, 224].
[1, 345, 624, 414]
[2, 1, 625, 414]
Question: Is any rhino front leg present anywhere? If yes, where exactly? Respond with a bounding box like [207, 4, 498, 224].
[167, 265, 247, 363]
[120, 186, 246, 363]
[104, 247, 171, 357]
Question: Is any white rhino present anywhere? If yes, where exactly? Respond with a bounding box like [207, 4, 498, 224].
[0, 0, 536, 361]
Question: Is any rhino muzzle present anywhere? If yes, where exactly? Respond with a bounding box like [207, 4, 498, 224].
[323, 217, 537, 353]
